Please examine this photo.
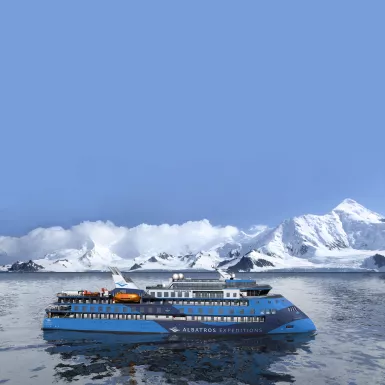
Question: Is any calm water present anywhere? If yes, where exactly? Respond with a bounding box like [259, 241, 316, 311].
[0, 272, 385, 385]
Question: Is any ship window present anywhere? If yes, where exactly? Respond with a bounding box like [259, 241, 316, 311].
[184, 292, 189, 297]
[268, 301, 271, 304]
[164, 292, 169, 297]
[74, 306, 79, 311]
[106, 306, 111, 312]
[90, 306, 95, 312]
[148, 307, 152, 313]
[98, 306, 103, 312]
[286, 325, 293, 329]
[171, 292, 175, 298]
[157, 308, 162, 313]
[198, 308, 203, 314]
[157, 292, 162, 297]
[178, 292, 183, 297]
[233, 293, 237, 298]
[82, 306, 87, 311]
[188, 308, 193, 314]
[123, 307, 128, 312]
[114, 308, 119, 313]
[240, 309, 244, 315]
[272, 309, 276, 314]
[250, 309, 255, 315]
[208, 308, 213, 314]
[150, 292, 155, 297]
[229, 309, 234, 315]
[226, 293, 230, 298]
[201, 316, 204, 321]
[219, 308, 224, 314]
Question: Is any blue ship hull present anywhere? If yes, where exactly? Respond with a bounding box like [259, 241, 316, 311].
[42, 317, 316, 335]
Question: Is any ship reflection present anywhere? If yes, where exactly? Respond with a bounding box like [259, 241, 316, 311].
[43, 331, 316, 384]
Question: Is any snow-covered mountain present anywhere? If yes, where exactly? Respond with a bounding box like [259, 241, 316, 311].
[35, 244, 124, 272]
[249, 199, 385, 259]
[1, 198, 385, 272]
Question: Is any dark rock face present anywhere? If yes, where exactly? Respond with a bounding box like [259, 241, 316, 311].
[372, 254, 385, 268]
[227, 256, 274, 273]
[299, 245, 308, 255]
[8, 260, 44, 272]
[129, 263, 143, 271]
[327, 240, 348, 250]
[53, 259, 69, 264]
[217, 259, 233, 268]
[148, 257, 158, 263]
[158, 253, 172, 260]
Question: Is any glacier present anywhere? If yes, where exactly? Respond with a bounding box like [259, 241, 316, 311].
[1, 198, 385, 272]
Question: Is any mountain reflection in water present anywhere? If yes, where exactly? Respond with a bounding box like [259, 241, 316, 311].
[43, 331, 316, 384]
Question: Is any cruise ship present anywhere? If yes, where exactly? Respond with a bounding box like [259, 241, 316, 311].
[42, 267, 316, 335]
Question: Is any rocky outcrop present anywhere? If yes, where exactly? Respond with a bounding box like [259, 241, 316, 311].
[8, 260, 44, 272]
[372, 254, 385, 268]
[361, 254, 385, 271]
[129, 263, 143, 271]
[227, 256, 274, 273]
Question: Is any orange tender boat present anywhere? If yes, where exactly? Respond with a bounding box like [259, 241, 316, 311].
[83, 290, 100, 296]
[114, 292, 141, 303]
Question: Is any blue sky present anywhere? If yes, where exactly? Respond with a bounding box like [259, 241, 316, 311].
[0, 1, 384, 236]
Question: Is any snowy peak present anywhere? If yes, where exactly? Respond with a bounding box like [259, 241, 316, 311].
[78, 245, 122, 267]
[333, 198, 383, 223]
[35, 245, 123, 272]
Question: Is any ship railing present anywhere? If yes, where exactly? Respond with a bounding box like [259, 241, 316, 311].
[46, 305, 71, 311]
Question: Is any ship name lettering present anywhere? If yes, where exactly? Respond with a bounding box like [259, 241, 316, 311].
[182, 327, 217, 333]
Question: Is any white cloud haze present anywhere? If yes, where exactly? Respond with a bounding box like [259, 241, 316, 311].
[0, 219, 240, 264]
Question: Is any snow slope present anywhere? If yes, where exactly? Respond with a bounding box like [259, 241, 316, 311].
[249, 199, 385, 260]
[1, 198, 385, 272]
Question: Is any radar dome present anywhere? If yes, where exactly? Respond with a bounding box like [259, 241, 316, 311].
[172, 273, 179, 280]
[178, 273, 184, 280]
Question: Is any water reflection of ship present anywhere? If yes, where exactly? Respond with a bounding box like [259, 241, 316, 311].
[43, 330, 316, 384]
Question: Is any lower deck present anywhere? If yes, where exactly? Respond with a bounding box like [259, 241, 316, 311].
[42, 316, 316, 335]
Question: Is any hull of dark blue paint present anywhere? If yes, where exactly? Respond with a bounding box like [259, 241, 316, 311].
[42, 317, 316, 335]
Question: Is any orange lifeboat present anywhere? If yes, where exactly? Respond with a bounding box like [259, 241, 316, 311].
[114, 292, 141, 303]
[83, 290, 100, 296]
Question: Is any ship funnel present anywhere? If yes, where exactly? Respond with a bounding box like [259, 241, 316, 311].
[109, 266, 140, 290]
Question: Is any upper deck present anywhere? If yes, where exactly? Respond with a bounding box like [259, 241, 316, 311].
[145, 277, 272, 297]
